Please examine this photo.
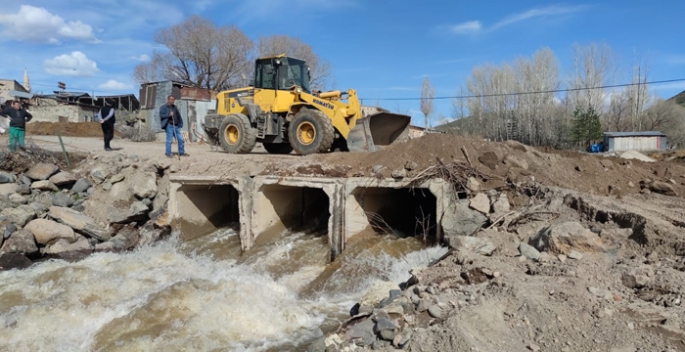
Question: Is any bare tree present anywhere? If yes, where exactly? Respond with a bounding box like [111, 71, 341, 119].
[420, 78, 435, 128]
[568, 43, 616, 112]
[258, 35, 333, 91]
[132, 16, 253, 91]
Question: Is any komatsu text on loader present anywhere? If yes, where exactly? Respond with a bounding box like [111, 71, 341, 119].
[203, 55, 411, 155]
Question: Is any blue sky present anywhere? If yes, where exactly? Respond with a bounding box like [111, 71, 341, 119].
[1, 0, 684, 126]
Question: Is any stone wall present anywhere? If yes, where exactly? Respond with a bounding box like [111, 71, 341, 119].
[29, 99, 96, 123]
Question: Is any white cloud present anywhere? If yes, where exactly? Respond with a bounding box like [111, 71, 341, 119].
[98, 80, 133, 90]
[451, 21, 482, 34]
[130, 54, 151, 62]
[43, 52, 99, 76]
[450, 4, 588, 35]
[490, 5, 588, 31]
[0, 5, 97, 44]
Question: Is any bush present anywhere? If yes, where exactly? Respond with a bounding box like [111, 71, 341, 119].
[121, 122, 157, 142]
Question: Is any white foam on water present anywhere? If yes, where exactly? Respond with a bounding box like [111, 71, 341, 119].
[0, 230, 448, 352]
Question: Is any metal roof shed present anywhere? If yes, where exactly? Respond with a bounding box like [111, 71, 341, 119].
[603, 131, 666, 152]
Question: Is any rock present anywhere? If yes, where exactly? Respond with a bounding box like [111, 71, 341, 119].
[90, 166, 110, 184]
[379, 329, 396, 342]
[51, 192, 75, 207]
[567, 250, 583, 260]
[504, 154, 529, 170]
[529, 222, 606, 254]
[154, 159, 171, 171]
[469, 193, 491, 214]
[627, 181, 635, 188]
[0, 184, 18, 197]
[0, 230, 38, 255]
[0, 253, 33, 270]
[374, 317, 398, 333]
[26, 162, 59, 180]
[48, 206, 111, 241]
[102, 182, 113, 192]
[110, 174, 125, 184]
[391, 169, 407, 179]
[649, 181, 677, 196]
[587, 286, 606, 297]
[372, 165, 385, 174]
[621, 268, 654, 289]
[71, 178, 91, 194]
[466, 177, 481, 192]
[43, 236, 92, 255]
[404, 160, 418, 171]
[441, 201, 487, 237]
[528, 343, 541, 351]
[620, 150, 655, 162]
[31, 180, 58, 192]
[9, 193, 28, 205]
[427, 305, 443, 319]
[447, 236, 496, 256]
[49, 171, 77, 186]
[132, 172, 158, 199]
[599, 159, 615, 169]
[138, 222, 170, 246]
[491, 193, 511, 216]
[558, 254, 567, 263]
[669, 179, 677, 185]
[25, 218, 76, 245]
[28, 202, 46, 215]
[0, 172, 16, 184]
[108, 201, 150, 224]
[0, 206, 35, 227]
[19, 175, 32, 186]
[344, 318, 375, 347]
[393, 329, 412, 348]
[3, 223, 17, 239]
[97, 226, 140, 251]
[169, 164, 179, 174]
[359, 281, 399, 307]
[16, 184, 31, 195]
[479, 150, 503, 170]
[519, 243, 541, 261]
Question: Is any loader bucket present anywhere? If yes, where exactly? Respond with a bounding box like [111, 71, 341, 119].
[346, 112, 411, 152]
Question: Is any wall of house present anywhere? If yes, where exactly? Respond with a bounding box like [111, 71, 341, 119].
[0, 80, 28, 105]
[29, 99, 95, 122]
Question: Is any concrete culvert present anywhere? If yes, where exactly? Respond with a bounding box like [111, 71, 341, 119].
[173, 184, 240, 240]
[347, 187, 437, 242]
[252, 185, 330, 246]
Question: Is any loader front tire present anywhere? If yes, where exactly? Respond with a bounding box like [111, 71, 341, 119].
[288, 108, 334, 155]
[219, 114, 257, 154]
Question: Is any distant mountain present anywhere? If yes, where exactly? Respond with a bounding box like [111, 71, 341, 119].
[667, 90, 685, 107]
[433, 116, 472, 134]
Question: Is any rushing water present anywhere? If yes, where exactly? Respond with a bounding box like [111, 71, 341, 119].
[0, 226, 447, 352]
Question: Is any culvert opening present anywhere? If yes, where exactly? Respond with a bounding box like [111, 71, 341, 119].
[350, 187, 437, 242]
[253, 185, 330, 245]
[175, 184, 240, 240]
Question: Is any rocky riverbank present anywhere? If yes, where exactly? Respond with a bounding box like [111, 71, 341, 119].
[0, 149, 173, 269]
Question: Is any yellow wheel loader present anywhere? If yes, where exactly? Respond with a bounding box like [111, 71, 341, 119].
[203, 55, 411, 155]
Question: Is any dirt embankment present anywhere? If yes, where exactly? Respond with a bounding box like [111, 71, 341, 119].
[26, 122, 121, 138]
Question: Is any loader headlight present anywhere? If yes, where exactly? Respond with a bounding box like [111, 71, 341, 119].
[295, 87, 302, 93]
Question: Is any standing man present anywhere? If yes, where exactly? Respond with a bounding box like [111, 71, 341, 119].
[159, 95, 188, 157]
[97, 99, 116, 151]
[0, 100, 32, 151]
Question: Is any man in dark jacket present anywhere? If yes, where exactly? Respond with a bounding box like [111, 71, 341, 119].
[0, 100, 32, 151]
[97, 99, 116, 151]
[159, 95, 188, 157]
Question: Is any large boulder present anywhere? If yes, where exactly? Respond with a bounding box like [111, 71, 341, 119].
[469, 193, 491, 214]
[26, 163, 59, 181]
[0, 172, 16, 184]
[43, 236, 92, 255]
[447, 235, 496, 256]
[491, 193, 511, 217]
[51, 192, 75, 207]
[529, 222, 606, 254]
[25, 218, 76, 245]
[9, 193, 28, 205]
[442, 201, 488, 238]
[108, 201, 149, 224]
[70, 178, 91, 194]
[0, 205, 36, 227]
[138, 222, 170, 246]
[90, 166, 110, 184]
[649, 182, 677, 196]
[49, 171, 78, 186]
[0, 253, 33, 270]
[0, 184, 18, 197]
[132, 172, 158, 199]
[0, 230, 38, 255]
[48, 206, 111, 241]
[31, 180, 59, 192]
[96, 226, 139, 251]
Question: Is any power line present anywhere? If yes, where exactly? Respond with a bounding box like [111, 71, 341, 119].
[28, 82, 134, 95]
[361, 78, 685, 101]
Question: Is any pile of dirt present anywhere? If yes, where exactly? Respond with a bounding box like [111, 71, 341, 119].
[26, 122, 121, 138]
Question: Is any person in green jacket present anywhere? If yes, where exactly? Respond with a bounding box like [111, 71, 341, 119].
[0, 100, 33, 151]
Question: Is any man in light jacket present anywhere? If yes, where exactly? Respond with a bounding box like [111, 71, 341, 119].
[159, 95, 188, 157]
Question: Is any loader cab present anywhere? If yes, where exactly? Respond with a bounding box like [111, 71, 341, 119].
[254, 56, 311, 94]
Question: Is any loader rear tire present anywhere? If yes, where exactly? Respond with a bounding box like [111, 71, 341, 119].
[219, 114, 257, 154]
[288, 108, 335, 155]
[263, 143, 293, 154]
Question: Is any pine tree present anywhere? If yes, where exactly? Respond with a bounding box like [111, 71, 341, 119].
[571, 106, 603, 150]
